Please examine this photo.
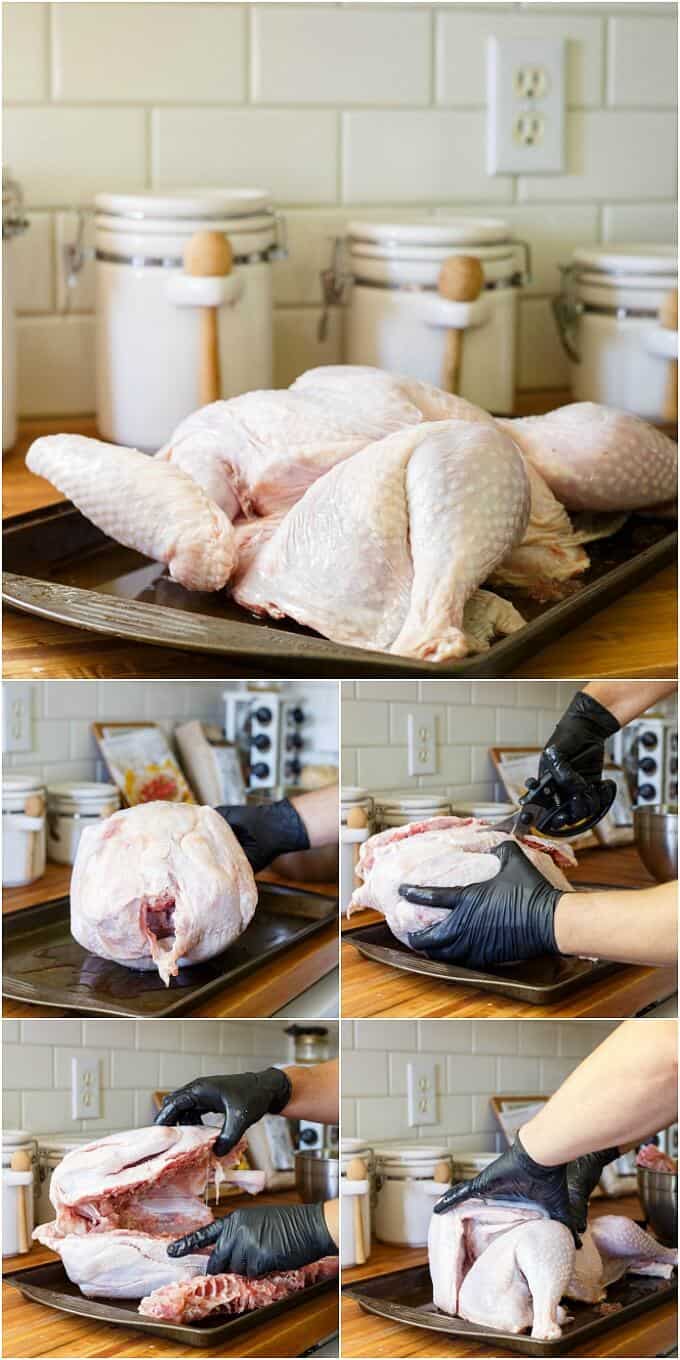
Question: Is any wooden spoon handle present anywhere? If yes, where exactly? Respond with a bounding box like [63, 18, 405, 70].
[664, 358, 678, 424]
[352, 1194, 366, 1265]
[16, 1183, 29, 1253]
[199, 308, 221, 406]
[442, 328, 463, 393]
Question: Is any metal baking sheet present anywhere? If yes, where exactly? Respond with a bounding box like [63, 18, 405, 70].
[2, 502, 676, 677]
[343, 1261, 677, 1356]
[344, 884, 623, 1005]
[2, 883, 337, 1017]
[4, 1260, 338, 1349]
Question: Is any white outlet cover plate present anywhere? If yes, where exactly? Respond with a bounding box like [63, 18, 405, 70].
[72, 1055, 101, 1120]
[407, 1057, 438, 1127]
[407, 708, 437, 776]
[3, 682, 33, 753]
[487, 34, 565, 175]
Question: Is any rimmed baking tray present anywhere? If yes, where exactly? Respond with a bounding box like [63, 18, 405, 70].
[2, 883, 337, 1017]
[2, 503, 676, 676]
[343, 1261, 677, 1357]
[344, 884, 623, 1005]
[4, 1260, 338, 1349]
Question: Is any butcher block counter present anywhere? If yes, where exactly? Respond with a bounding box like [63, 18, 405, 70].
[3, 405, 676, 681]
[342, 843, 677, 1019]
[2, 861, 338, 1019]
[341, 1195, 676, 1358]
[3, 1190, 339, 1358]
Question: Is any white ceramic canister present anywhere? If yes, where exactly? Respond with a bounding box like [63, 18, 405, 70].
[336, 218, 528, 414]
[2, 1132, 40, 1209]
[46, 782, 120, 865]
[91, 188, 284, 450]
[2, 171, 29, 452]
[373, 1145, 452, 1247]
[340, 1139, 375, 1267]
[553, 244, 678, 421]
[37, 1136, 91, 1225]
[340, 787, 374, 916]
[2, 775, 46, 887]
[2, 1132, 38, 1255]
[373, 793, 451, 831]
[449, 801, 518, 825]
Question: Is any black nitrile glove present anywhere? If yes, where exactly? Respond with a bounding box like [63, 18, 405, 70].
[154, 1068, 292, 1156]
[536, 691, 620, 810]
[434, 1132, 581, 1246]
[168, 1201, 337, 1276]
[217, 798, 309, 873]
[403, 841, 563, 968]
[567, 1147, 620, 1234]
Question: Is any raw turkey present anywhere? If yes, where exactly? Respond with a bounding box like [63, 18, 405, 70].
[350, 816, 576, 946]
[70, 802, 257, 985]
[636, 1144, 678, 1173]
[34, 1125, 265, 1299]
[428, 1198, 676, 1340]
[138, 1256, 339, 1323]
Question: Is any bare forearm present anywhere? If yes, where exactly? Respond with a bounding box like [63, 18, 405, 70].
[290, 786, 339, 848]
[584, 681, 676, 727]
[323, 1198, 340, 1246]
[281, 1060, 339, 1124]
[521, 1020, 677, 1165]
[554, 883, 677, 965]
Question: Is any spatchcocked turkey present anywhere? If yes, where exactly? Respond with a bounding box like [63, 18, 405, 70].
[26, 366, 677, 662]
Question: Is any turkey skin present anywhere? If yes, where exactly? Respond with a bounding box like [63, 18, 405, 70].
[70, 802, 257, 985]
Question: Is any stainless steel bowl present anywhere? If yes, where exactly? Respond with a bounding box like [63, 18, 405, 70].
[637, 1167, 678, 1245]
[633, 803, 678, 882]
[295, 1150, 339, 1203]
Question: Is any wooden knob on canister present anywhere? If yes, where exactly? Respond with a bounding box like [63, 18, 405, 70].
[346, 1157, 368, 1265]
[433, 1159, 451, 1184]
[438, 254, 485, 394]
[183, 230, 233, 407]
[659, 288, 678, 425]
[10, 1149, 31, 1254]
[346, 806, 368, 829]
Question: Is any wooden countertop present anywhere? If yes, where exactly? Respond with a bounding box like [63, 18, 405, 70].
[342, 844, 677, 1019]
[3, 411, 676, 680]
[2, 861, 338, 1019]
[3, 1191, 339, 1358]
[341, 1195, 677, 1358]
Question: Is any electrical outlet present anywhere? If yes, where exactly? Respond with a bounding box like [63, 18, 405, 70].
[3, 683, 32, 753]
[72, 1056, 101, 1120]
[407, 708, 437, 776]
[407, 1058, 437, 1127]
[487, 35, 565, 174]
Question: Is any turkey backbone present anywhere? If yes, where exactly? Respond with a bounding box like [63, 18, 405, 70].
[70, 802, 257, 984]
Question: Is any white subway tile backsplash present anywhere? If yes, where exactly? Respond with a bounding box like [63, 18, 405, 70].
[436, 9, 604, 108]
[473, 1020, 518, 1055]
[343, 111, 513, 204]
[356, 745, 411, 790]
[22, 1018, 81, 1045]
[81, 1090, 136, 1132]
[602, 201, 678, 244]
[496, 706, 539, 744]
[356, 1019, 417, 1051]
[111, 1050, 160, 1089]
[4, 1093, 22, 1127]
[159, 1053, 206, 1087]
[55, 211, 96, 314]
[341, 1099, 357, 1137]
[2, 3, 49, 101]
[519, 111, 677, 202]
[341, 1020, 355, 1051]
[539, 1056, 580, 1091]
[419, 1020, 473, 1053]
[446, 1055, 496, 1094]
[52, 3, 246, 104]
[5, 1044, 53, 1090]
[251, 6, 430, 106]
[273, 307, 343, 389]
[153, 108, 338, 204]
[4, 107, 147, 208]
[12, 213, 53, 314]
[136, 1019, 184, 1053]
[356, 1095, 412, 1141]
[180, 1020, 224, 1055]
[54, 1048, 111, 1089]
[22, 1090, 75, 1134]
[518, 1022, 559, 1056]
[607, 16, 677, 108]
[496, 1056, 541, 1093]
[518, 298, 571, 390]
[343, 1049, 389, 1097]
[83, 1020, 135, 1049]
[17, 315, 96, 416]
[447, 705, 495, 746]
[343, 701, 390, 747]
[3, 1021, 21, 1043]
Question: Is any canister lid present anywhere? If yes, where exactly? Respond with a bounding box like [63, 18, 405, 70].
[3, 775, 45, 794]
[373, 1143, 450, 1163]
[347, 218, 510, 247]
[341, 787, 371, 803]
[3, 1130, 37, 1147]
[47, 781, 118, 801]
[39, 1135, 90, 1155]
[95, 187, 273, 222]
[573, 243, 677, 275]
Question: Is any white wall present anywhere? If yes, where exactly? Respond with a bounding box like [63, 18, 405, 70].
[3, 1017, 338, 1135]
[2, 679, 338, 785]
[4, 2, 677, 415]
[341, 1018, 619, 1151]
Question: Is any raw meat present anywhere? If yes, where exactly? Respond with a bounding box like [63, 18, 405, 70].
[138, 1256, 339, 1323]
[233, 421, 530, 663]
[34, 1227, 210, 1299]
[429, 1198, 676, 1340]
[70, 802, 257, 984]
[25, 436, 236, 592]
[351, 816, 576, 946]
[502, 404, 678, 512]
[636, 1144, 678, 1173]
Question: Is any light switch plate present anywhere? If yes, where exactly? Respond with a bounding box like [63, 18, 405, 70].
[72, 1056, 101, 1120]
[487, 35, 565, 174]
[407, 1057, 438, 1126]
[407, 708, 437, 776]
[3, 683, 33, 753]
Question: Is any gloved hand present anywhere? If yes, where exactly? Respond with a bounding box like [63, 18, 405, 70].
[402, 841, 563, 968]
[433, 1132, 581, 1246]
[217, 798, 310, 873]
[567, 1147, 620, 1234]
[168, 1201, 337, 1276]
[154, 1068, 292, 1156]
[536, 691, 620, 811]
